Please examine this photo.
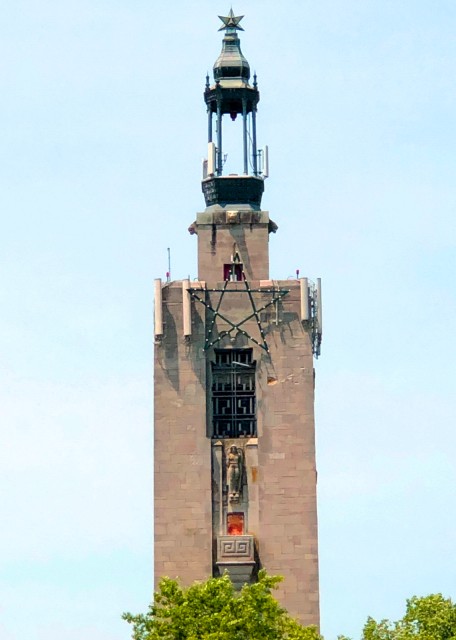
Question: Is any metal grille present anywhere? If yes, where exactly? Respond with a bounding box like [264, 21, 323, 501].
[211, 349, 256, 438]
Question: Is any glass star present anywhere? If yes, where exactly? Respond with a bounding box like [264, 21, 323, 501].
[218, 8, 244, 31]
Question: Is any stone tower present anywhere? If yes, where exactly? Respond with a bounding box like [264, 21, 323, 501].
[153, 11, 322, 626]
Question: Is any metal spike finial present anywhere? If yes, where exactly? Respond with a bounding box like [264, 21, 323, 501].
[218, 8, 244, 31]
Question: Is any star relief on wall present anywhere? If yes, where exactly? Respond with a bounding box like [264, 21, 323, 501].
[218, 8, 244, 31]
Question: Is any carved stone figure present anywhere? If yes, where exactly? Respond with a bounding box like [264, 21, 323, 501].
[226, 445, 243, 502]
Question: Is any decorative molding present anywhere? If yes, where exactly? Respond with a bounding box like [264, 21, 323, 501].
[217, 535, 254, 562]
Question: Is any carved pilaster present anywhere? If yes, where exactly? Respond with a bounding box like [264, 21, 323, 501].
[244, 437, 259, 537]
[212, 440, 224, 536]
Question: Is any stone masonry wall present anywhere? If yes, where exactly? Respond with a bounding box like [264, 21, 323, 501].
[256, 282, 319, 627]
[154, 282, 212, 586]
[197, 219, 270, 281]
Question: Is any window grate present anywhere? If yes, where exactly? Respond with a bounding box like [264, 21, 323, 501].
[211, 349, 256, 438]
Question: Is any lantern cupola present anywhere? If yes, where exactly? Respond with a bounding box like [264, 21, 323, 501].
[202, 10, 267, 209]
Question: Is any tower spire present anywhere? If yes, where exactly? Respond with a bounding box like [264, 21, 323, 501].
[202, 11, 264, 208]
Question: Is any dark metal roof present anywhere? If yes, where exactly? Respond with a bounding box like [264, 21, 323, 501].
[213, 30, 250, 83]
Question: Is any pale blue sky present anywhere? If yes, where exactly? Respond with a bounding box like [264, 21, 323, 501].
[1, 1, 455, 639]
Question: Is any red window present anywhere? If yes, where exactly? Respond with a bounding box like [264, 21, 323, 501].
[227, 512, 244, 535]
[223, 264, 244, 281]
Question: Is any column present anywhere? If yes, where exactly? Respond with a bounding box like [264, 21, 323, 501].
[216, 100, 222, 176]
[242, 97, 248, 175]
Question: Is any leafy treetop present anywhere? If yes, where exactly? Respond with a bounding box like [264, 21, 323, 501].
[123, 569, 322, 640]
[339, 593, 456, 640]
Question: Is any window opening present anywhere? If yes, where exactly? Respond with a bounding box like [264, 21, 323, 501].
[223, 263, 244, 281]
[211, 349, 256, 438]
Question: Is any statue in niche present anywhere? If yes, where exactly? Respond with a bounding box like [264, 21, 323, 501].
[226, 445, 244, 503]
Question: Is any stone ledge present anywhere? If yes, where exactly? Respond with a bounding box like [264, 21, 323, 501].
[215, 535, 256, 589]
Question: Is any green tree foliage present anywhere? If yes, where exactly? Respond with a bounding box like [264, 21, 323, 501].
[360, 594, 456, 640]
[123, 569, 321, 640]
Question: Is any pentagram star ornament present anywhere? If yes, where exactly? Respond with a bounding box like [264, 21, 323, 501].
[188, 277, 289, 353]
[218, 8, 244, 31]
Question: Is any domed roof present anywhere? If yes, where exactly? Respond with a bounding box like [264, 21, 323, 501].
[213, 10, 250, 83]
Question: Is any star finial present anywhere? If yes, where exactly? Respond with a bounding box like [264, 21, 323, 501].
[218, 8, 244, 32]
